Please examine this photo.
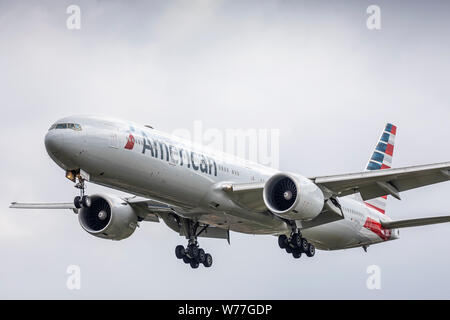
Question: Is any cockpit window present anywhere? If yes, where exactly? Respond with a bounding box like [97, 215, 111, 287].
[49, 123, 82, 131]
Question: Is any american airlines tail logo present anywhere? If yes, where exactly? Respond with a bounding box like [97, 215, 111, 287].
[124, 134, 135, 150]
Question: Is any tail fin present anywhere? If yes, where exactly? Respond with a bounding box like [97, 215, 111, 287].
[364, 123, 397, 214]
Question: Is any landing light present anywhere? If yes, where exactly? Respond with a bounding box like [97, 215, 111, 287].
[65, 171, 76, 182]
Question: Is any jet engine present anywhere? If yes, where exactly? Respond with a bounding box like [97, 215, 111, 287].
[263, 173, 325, 220]
[78, 194, 139, 240]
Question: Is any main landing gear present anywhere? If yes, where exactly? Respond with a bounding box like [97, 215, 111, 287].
[175, 241, 213, 269]
[175, 219, 213, 269]
[278, 232, 315, 259]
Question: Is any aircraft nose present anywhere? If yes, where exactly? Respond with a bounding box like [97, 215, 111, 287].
[45, 130, 64, 157]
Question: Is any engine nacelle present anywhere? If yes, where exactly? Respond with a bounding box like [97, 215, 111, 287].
[263, 173, 325, 220]
[78, 194, 139, 240]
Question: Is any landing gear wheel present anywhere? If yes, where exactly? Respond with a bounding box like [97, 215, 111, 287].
[81, 195, 91, 208]
[74, 196, 82, 209]
[175, 245, 185, 259]
[203, 253, 213, 268]
[190, 261, 200, 269]
[306, 243, 316, 257]
[292, 233, 302, 249]
[198, 249, 206, 264]
[278, 235, 288, 249]
[301, 238, 309, 253]
[285, 246, 293, 254]
[182, 256, 191, 264]
[188, 245, 199, 259]
[292, 250, 302, 259]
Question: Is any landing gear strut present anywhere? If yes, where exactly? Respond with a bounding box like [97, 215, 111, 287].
[175, 219, 213, 269]
[72, 173, 91, 209]
[278, 231, 316, 259]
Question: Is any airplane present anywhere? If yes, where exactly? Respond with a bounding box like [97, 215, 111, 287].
[10, 115, 450, 269]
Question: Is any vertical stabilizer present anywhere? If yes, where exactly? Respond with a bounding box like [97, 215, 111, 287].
[364, 123, 397, 214]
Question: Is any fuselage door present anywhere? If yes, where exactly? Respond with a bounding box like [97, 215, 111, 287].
[109, 131, 119, 149]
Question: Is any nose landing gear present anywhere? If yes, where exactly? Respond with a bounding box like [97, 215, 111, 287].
[71, 172, 91, 209]
[74, 195, 91, 209]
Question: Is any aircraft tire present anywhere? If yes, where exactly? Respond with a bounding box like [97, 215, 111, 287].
[74, 196, 82, 209]
[301, 238, 309, 253]
[306, 243, 316, 257]
[81, 195, 91, 208]
[188, 245, 199, 259]
[203, 254, 213, 268]
[198, 249, 206, 263]
[292, 250, 302, 259]
[175, 245, 185, 259]
[278, 235, 288, 249]
[182, 256, 191, 264]
[292, 233, 302, 249]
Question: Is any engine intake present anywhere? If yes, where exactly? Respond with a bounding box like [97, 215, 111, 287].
[78, 194, 138, 240]
[263, 173, 325, 220]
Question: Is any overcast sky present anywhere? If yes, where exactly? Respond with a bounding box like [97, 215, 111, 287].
[1, 0, 450, 299]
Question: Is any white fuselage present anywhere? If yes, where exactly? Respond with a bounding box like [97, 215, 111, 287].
[45, 115, 399, 250]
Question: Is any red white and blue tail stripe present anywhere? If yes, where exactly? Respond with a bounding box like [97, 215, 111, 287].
[364, 123, 397, 214]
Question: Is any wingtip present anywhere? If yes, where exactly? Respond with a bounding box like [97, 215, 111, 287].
[441, 169, 450, 178]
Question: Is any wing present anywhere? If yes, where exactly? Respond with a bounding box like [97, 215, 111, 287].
[221, 182, 266, 212]
[10, 198, 162, 222]
[221, 182, 345, 229]
[312, 161, 450, 201]
[125, 196, 230, 240]
[222, 162, 450, 209]
[123, 196, 174, 222]
[10, 196, 229, 239]
[10, 202, 75, 209]
[382, 215, 450, 229]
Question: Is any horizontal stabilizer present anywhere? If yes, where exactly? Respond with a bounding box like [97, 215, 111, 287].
[381, 215, 450, 229]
